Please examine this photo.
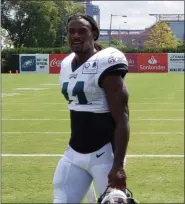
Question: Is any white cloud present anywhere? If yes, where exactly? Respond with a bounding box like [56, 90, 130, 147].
[92, 1, 184, 29]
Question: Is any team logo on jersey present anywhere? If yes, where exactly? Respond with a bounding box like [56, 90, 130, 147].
[82, 60, 98, 74]
[84, 63, 91, 68]
[69, 73, 78, 79]
[108, 55, 125, 64]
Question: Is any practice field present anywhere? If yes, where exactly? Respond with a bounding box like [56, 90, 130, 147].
[1, 73, 184, 203]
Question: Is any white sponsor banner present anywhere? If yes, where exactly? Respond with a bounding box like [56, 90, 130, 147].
[168, 53, 185, 72]
[19, 54, 49, 73]
[36, 54, 49, 73]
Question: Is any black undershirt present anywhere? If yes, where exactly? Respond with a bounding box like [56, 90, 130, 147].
[69, 64, 128, 153]
[69, 110, 116, 153]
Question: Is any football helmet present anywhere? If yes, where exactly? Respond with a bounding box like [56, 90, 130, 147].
[98, 186, 139, 204]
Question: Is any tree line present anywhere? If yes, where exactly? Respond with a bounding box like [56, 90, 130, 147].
[1, 0, 184, 50]
[143, 21, 184, 49]
[1, 0, 85, 48]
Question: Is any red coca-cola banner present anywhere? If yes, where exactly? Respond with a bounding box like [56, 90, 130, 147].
[49, 54, 69, 73]
[124, 53, 137, 73]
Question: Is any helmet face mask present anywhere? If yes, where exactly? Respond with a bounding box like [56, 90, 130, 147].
[98, 186, 139, 204]
[101, 189, 128, 204]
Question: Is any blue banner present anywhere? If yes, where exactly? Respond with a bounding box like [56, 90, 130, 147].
[20, 55, 36, 72]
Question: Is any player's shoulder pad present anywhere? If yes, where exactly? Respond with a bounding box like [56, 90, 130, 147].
[60, 52, 75, 75]
[94, 47, 128, 86]
[60, 52, 75, 68]
[98, 47, 128, 68]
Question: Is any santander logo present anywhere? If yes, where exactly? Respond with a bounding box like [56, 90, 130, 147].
[138, 53, 168, 72]
[128, 59, 134, 64]
[148, 56, 157, 64]
[50, 58, 61, 67]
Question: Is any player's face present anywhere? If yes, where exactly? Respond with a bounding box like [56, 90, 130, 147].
[67, 18, 95, 53]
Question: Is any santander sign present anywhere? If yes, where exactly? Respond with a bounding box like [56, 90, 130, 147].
[137, 53, 168, 73]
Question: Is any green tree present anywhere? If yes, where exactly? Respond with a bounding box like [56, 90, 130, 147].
[144, 21, 178, 49]
[53, 1, 85, 47]
[1, 27, 14, 49]
[110, 39, 127, 50]
[1, 0, 60, 48]
[98, 41, 109, 48]
[177, 40, 185, 49]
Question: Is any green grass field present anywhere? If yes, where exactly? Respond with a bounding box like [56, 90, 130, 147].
[1, 73, 184, 203]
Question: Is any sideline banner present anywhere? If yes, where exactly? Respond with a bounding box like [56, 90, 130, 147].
[168, 53, 185, 72]
[19, 54, 49, 73]
[137, 53, 168, 73]
[49, 54, 69, 73]
[125, 53, 137, 73]
[36, 54, 49, 73]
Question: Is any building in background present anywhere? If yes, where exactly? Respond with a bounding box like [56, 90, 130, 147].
[111, 14, 185, 49]
[73, 0, 100, 27]
[72, 2, 184, 49]
[149, 14, 184, 40]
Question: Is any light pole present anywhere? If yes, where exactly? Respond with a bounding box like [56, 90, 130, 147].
[119, 21, 127, 42]
[109, 14, 127, 46]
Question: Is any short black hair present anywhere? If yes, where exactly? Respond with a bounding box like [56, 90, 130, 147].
[67, 13, 100, 41]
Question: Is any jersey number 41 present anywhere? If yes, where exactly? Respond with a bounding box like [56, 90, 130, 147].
[62, 81, 88, 104]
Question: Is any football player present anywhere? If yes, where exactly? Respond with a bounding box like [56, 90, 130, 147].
[53, 13, 130, 203]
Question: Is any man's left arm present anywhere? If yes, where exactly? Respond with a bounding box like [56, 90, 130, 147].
[100, 71, 130, 189]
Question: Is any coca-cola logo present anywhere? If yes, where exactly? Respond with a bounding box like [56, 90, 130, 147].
[50, 58, 62, 67]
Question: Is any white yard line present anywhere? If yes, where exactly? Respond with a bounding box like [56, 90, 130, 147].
[132, 132, 184, 135]
[142, 97, 175, 100]
[40, 84, 59, 86]
[2, 132, 70, 134]
[2, 109, 68, 112]
[2, 131, 184, 135]
[1, 154, 184, 158]
[1, 109, 184, 112]
[1, 102, 184, 105]
[131, 109, 184, 112]
[2, 102, 67, 105]
[2, 94, 58, 96]
[2, 118, 70, 121]
[2, 118, 184, 121]
[139, 119, 184, 121]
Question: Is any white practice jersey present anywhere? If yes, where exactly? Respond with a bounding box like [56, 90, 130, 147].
[59, 47, 128, 113]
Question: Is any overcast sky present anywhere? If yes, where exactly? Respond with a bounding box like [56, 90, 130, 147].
[92, 1, 184, 30]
